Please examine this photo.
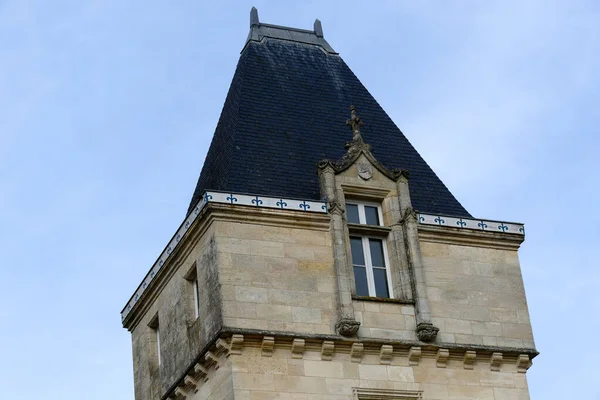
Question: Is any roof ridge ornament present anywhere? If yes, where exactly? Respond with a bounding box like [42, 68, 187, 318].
[250, 7, 259, 27]
[346, 105, 365, 144]
[317, 105, 409, 182]
[314, 19, 324, 37]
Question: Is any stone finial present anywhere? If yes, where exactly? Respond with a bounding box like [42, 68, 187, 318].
[335, 317, 361, 337]
[261, 336, 275, 357]
[490, 352, 503, 371]
[321, 341, 335, 360]
[350, 342, 364, 363]
[379, 344, 393, 365]
[346, 105, 365, 142]
[416, 321, 439, 342]
[314, 19, 324, 37]
[250, 7, 259, 27]
[436, 348, 450, 368]
[408, 346, 422, 366]
[291, 338, 306, 359]
[516, 354, 532, 373]
[230, 334, 244, 355]
[463, 350, 476, 370]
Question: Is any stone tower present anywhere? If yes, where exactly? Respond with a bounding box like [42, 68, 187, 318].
[122, 8, 536, 400]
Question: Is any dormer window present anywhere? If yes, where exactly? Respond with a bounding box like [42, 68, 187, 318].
[346, 201, 393, 298]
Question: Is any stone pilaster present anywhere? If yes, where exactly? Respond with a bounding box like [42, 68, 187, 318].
[397, 175, 439, 342]
[386, 171, 413, 300]
[318, 161, 360, 337]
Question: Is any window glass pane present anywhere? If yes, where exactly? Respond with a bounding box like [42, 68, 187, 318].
[373, 268, 390, 298]
[354, 266, 369, 296]
[350, 237, 365, 265]
[346, 204, 360, 224]
[369, 239, 385, 267]
[364, 206, 380, 225]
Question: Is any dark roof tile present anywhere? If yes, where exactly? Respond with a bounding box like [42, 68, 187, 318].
[188, 33, 470, 218]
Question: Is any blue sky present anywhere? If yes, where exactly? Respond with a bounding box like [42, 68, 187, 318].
[1, 1, 598, 398]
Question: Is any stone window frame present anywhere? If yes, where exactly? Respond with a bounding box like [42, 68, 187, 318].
[342, 187, 411, 302]
[148, 314, 161, 367]
[184, 262, 200, 321]
[346, 200, 394, 299]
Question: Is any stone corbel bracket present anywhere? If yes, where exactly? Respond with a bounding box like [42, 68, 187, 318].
[490, 352, 503, 371]
[321, 340, 335, 361]
[350, 342, 364, 363]
[463, 350, 476, 370]
[380, 344, 394, 365]
[229, 334, 244, 355]
[516, 354, 532, 373]
[436, 348, 450, 368]
[261, 336, 275, 357]
[408, 346, 422, 366]
[291, 338, 306, 359]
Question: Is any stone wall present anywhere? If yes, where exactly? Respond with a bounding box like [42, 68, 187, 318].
[420, 240, 534, 349]
[130, 225, 223, 400]
[128, 208, 535, 399]
[215, 220, 336, 335]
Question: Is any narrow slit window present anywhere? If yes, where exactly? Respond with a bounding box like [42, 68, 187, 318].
[193, 277, 200, 319]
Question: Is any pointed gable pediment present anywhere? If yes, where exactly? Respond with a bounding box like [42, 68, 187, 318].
[319, 106, 409, 184]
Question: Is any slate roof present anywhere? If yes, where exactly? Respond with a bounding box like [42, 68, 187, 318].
[188, 13, 471, 218]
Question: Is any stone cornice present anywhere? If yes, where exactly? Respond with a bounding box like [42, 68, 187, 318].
[418, 225, 524, 250]
[162, 327, 538, 400]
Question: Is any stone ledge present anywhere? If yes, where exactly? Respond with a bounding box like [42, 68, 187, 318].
[352, 295, 414, 305]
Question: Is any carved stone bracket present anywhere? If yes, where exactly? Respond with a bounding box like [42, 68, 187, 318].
[516, 354, 532, 373]
[436, 348, 449, 368]
[174, 387, 187, 399]
[321, 341, 335, 361]
[408, 346, 422, 366]
[416, 322, 439, 342]
[350, 342, 364, 363]
[336, 318, 361, 337]
[463, 350, 476, 370]
[204, 351, 219, 370]
[230, 334, 244, 355]
[193, 363, 209, 382]
[379, 344, 393, 365]
[291, 338, 305, 359]
[261, 336, 275, 357]
[490, 352, 503, 371]
[183, 375, 198, 391]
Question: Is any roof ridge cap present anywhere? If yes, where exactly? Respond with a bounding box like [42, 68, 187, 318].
[243, 7, 337, 54]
